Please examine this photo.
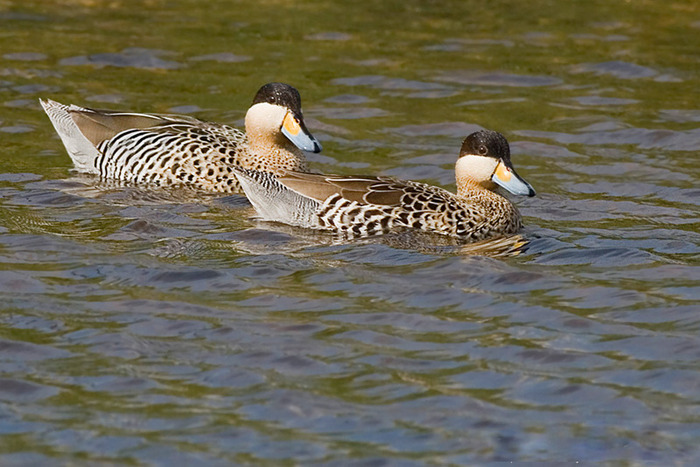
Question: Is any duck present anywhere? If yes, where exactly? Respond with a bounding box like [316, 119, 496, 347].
[40, 82, 321, 193]
[233, 130, 535, 241]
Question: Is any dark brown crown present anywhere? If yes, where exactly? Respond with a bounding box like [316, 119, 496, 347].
[252, 82, 303, 114]
[459, 130, 511, 162]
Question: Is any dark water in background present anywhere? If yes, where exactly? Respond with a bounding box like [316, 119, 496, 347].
[1, 0, 699, 464]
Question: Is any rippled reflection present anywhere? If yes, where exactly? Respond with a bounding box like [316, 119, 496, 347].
[0, 0, 699, 464]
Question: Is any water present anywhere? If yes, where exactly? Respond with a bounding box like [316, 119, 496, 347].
[1, 0, 699, 464]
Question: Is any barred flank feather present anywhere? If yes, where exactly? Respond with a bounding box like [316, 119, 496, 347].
[40, 83, 318, 194]
[234, 169, 523, 241]
[233, 130, 534, 242]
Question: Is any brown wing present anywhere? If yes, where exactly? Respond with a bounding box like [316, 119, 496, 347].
[278, 171, 407, 206]
[69, 108, 198, 146]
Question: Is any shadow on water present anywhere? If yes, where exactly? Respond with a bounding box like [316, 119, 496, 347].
[230, 220, 532, 259]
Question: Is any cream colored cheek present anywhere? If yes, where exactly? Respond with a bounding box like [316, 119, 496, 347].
[245, 103, 287, 135]
[455, 155, 499, 182]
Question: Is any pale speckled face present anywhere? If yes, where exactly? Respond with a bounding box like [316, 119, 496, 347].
[245, 102, 288, 139]
[456, 130, 535, 196]
[455, 154, 499, 184]
[245, 102, 322, 153]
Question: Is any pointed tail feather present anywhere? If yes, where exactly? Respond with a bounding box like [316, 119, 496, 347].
[233, 167, 321, 228]
[40, 98, 100, 174]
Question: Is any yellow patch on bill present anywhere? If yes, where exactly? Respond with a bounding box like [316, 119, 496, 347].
[495, 161, 512, 182]
[283, 112, 300, 135]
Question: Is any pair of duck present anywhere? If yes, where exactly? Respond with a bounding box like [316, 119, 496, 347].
[41, 82, 535, 242]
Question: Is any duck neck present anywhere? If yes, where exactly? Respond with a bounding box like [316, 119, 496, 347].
[245, 131, 309, 174]
[457, 174, 521, 233]
[456, 173, 498, 198]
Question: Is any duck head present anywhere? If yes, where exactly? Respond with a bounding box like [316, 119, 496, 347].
[245, 82, 322, 153]
[455, 130, 535, 197]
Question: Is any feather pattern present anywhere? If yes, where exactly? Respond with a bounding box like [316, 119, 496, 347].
[233, 130, 535, 242]
[40, 82, 320, 193]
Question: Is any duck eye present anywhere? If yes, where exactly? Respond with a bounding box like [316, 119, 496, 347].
[478, 145, 488, 155]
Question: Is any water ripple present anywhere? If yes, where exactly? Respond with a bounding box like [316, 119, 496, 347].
[1, 2, 699, 464]
[435, 70, 563, 87]
[517, 127, 700, 151]
[570, 61, 660, 79]
[59, 48, 182, 70]
[332, 75, 452, 91]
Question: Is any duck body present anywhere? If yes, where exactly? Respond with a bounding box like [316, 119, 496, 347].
[235, 170, 523, 240]
[40, 82, 321, 193]
[234, 130, 536, 241]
